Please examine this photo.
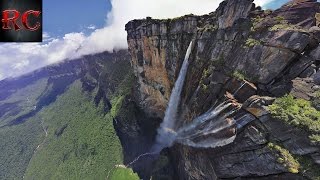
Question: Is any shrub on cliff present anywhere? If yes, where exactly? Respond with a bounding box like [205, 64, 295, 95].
[268, 94, 320, 143]
[245, 38, 261, 47]
[268, 142, 299, 174]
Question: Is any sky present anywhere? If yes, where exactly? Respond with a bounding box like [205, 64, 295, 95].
[43, 0, 112, 37]
[263, 0, 291, 9]
[0, 0, 292, 80]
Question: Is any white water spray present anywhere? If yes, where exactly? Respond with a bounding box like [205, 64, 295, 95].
[175, 103, 239, 148]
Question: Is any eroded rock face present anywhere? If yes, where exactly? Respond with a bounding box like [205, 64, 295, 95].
[311, 45, 320, 61]
[273, 0, 319, 28]
[216, 0, 254, 29]
[126, 15, 199, 118]
[126, 0, 320, 179]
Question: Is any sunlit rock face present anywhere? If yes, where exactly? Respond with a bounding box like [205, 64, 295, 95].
[126, 0, 320, 179]
[126, 15, 199, 118]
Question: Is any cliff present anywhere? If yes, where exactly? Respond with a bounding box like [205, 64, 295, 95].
[125, 0, 320, 179]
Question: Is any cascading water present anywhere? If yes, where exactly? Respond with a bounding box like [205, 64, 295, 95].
[126, 40, 254, 167]
[151, 41, 193, 153]
[175, 102, 239, 148]
[151, 40, 243, 153]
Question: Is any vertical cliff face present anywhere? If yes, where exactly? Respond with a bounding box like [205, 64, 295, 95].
[126, 15, 199, 118]
[126, 0, 320, 179]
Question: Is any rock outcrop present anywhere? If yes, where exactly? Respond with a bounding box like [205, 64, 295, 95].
[126, 0, 320, 179]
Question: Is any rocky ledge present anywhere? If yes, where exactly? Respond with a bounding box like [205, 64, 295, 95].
[125, 0, 320, 179]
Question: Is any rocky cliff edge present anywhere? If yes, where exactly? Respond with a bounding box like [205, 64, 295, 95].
[125, 0, 320, 179]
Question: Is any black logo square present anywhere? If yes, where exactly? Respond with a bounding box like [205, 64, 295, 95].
[0, 0, 42, 42]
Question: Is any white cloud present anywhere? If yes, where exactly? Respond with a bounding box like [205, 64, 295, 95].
[42, 32, 55, 42]
[0, 0, 274, 80]
[0, 32, 86, 79]
[42, 32, 50, 39]
[254, 0, 275, 7]
[87, 25, 96, 30]
[12, 60, 30, 70]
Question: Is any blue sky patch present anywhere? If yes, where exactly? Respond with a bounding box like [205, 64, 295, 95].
[43, 0, 111, 37]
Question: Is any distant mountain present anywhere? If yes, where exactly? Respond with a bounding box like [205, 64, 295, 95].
[0, 50, 139, 179]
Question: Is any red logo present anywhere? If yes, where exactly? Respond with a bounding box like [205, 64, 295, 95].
[2, 10, 41, 31]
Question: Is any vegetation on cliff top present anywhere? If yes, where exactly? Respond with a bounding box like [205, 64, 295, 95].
[267, 142, 299, 174]
[268, 95, 320, 178]
[251, 12, 306, 33]
[268, 94, 320, 143]
[245, 38, 261, 47]
[268, 142, 320, 179]
[232, 70, 247, 81]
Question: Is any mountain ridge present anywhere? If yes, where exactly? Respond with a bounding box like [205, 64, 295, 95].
[0, 50, 140, 179]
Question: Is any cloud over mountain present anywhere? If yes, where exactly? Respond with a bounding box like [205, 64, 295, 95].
[0, 0, 277, 80]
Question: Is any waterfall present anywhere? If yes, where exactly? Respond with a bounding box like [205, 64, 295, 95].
[176, 102, 233, 135]
[127, 41, 255, 167]
[152, 41, 193, 152]
[151, 40, 243, 153]
[175, 102, 239, 148]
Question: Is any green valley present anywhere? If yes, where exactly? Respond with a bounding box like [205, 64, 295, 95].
[0, 51, 138, 180]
